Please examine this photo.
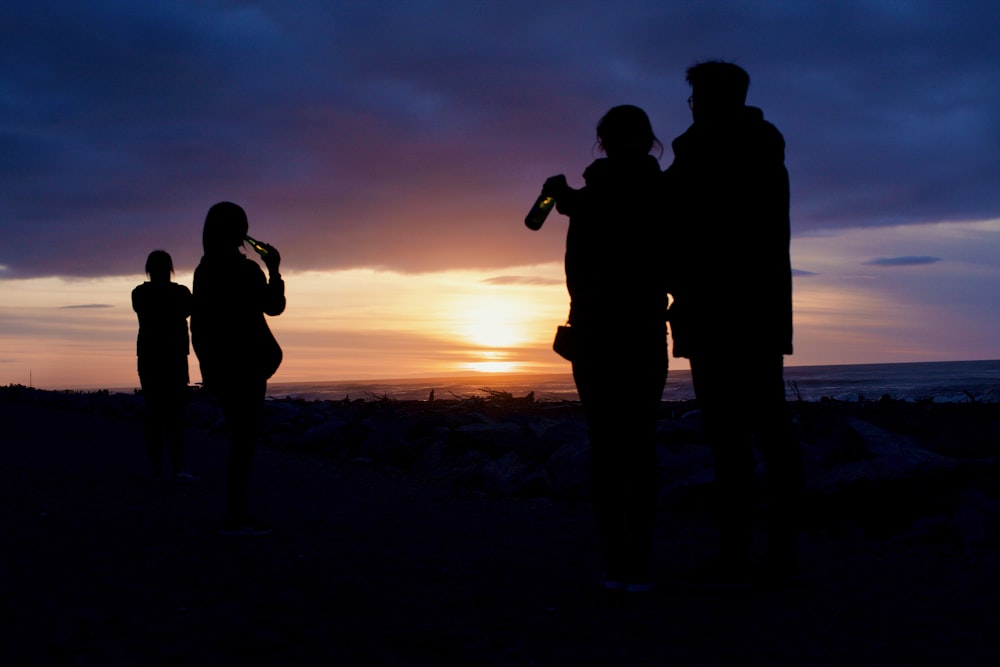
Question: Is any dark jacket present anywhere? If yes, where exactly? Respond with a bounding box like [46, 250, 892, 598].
[555, 154, 668, 329]
[191, 253, 285, 389]
[664, 106, 793, 358]
[131, 281, 192, 361]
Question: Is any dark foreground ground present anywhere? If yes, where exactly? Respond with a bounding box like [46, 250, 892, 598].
[2, 389, 999, 666]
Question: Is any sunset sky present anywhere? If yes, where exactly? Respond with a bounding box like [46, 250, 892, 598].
[2, 0, 999, 390]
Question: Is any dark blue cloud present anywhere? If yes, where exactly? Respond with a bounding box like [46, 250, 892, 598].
[864, 256, 943, 267]
[2, 0, 999, 279]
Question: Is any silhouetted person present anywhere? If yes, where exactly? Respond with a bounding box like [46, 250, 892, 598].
[132, 250, 193, 479]
[191, 202, 285, 536]
[664, 61, 803, 584]
[543, 105, 668, 592]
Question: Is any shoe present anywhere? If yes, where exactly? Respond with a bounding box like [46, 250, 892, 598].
[173, 471, 200, 481]
[219, 519, 272, 536]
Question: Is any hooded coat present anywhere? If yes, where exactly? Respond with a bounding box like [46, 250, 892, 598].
[664, 106, 793, 358]
[131, 280, 192, 386]
[556, 154, 668, 330]
[191, 252, 285, 389]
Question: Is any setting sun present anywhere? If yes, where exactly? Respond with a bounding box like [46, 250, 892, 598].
[451, 295, 532, 349]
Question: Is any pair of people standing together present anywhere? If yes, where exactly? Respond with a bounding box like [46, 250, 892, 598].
[540, 61, 803, 590]
[132, 202, 285, 535]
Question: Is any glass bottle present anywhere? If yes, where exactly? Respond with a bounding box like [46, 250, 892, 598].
[524, 193, 555, 230]
[245, 234, 269, 257]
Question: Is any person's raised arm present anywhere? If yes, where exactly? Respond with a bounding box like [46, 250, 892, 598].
[259, 244, 286, 316]
[545, 174, 585, 218]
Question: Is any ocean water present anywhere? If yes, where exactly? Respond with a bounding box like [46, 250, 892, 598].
[267, 359, 1000, 404]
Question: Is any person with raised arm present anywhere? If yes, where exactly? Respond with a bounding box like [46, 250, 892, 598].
[534, 105, 669, 592]
[191, 201, 285, 536]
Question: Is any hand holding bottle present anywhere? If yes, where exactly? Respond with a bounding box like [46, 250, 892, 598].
[261, 244, 281, 275]
[543, 174, 568, 198]
[246, 234, 281, 275]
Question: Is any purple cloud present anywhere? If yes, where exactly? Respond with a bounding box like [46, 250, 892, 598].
[864, 256, 943, 267]
[1, 1, 998, 280]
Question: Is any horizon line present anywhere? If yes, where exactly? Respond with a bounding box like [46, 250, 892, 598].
[11, 358, 999, 394]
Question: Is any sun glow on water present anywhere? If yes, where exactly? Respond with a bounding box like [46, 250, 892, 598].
[460, 350, 524, 374]
[463, 360, 523, 373]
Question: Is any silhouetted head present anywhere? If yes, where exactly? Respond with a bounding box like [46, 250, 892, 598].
[685, 61, 750, 123]
[596, 105, 662, 158]
[145, 249, 173, 282]
[202, 201, 248, 256]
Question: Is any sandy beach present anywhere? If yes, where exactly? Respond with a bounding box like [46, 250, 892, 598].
[2, 385, 999, 666]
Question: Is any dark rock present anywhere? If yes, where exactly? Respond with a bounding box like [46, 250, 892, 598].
[521, 418, 568, 461]
[547, 440, 590, 499]
[516, 464, 553, 497]
[541, 419, 588, 450]
[814, 418, 958, 489]
[450, 450, 490, 487]
[482, 451, 527, 496]
[948, 490, 1000, 546]
[449, 422, 527, 457]
[300, 416, 347, 450]
[413, 440, 449, 478]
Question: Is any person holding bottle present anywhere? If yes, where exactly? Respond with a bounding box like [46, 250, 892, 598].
[132, 250, 193, 479]
[191, 201, 285, 535]
[536, 105, 669, 592]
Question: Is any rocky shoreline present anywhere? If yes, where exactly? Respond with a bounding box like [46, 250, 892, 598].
[4, 383, 1000, 665]
[5, 384, 999, 546]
